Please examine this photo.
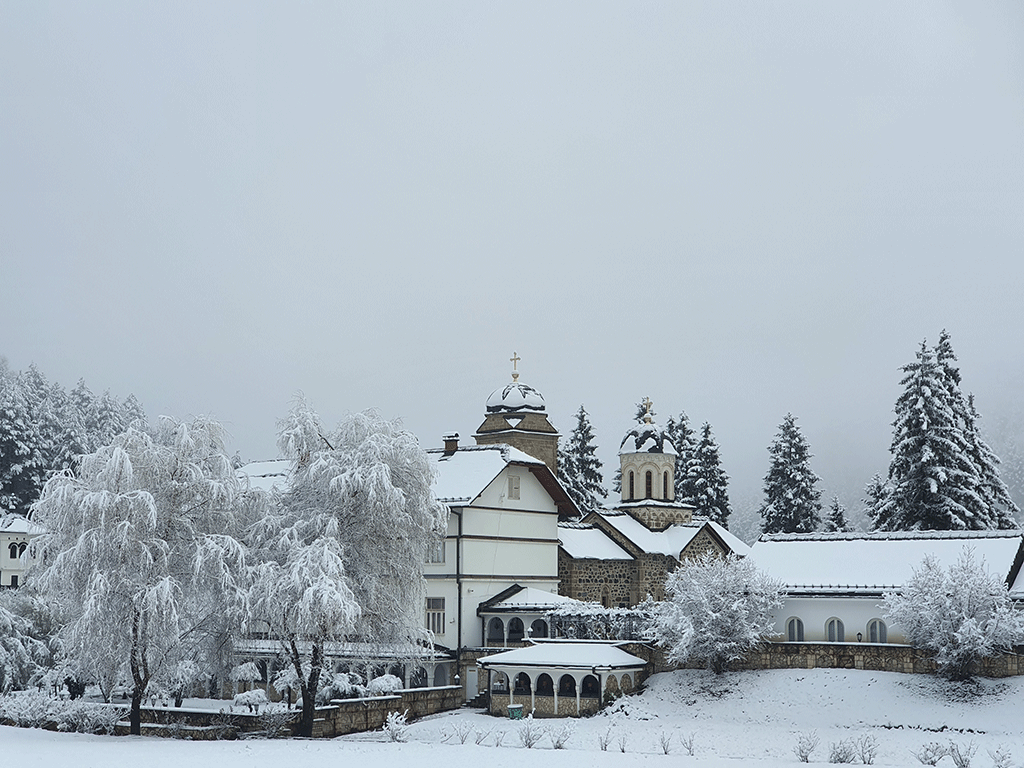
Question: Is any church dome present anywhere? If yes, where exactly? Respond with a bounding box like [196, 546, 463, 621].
[619, 420, 676, 455]
[486, 380, 547, 413]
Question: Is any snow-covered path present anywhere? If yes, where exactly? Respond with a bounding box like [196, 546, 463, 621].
[6, 669, 1023, 768]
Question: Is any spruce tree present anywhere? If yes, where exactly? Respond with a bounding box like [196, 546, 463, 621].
[665, 412, 696, 502]
[685, 422, 731, 527]
[877, 340, 985, 530]
[759, 414, 822, 534]
[964, 394, 1020, 529]
[557, 405, 606, 516]
[823, 495, 852, 532]
[863, 473, 891, 530]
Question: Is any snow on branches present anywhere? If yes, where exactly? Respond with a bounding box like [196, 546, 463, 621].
[650, 553, 782, 674]
[884, 548, 1024, 680]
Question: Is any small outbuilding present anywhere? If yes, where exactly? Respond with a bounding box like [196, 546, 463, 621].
[478, 641, 647, 717]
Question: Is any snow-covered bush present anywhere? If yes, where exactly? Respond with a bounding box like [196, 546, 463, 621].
[912, 742, 949, 765]
[0, 690, 55, 727]
[651, 553, 782, 673]
[884, 550, 1024, 680]
[316, 672, 366, 704]
[856, 734, 878, 765]
[828, 738, 858, 763]
[233, 688, 269, 713]
[257, 703, 295, 738]
[680, 731, 697, 756]
[55, 700, 125, 734]
[0, 592, 53, 694]
[657, 729, 674, 755]
[794, 731, 820, 763]
[516, 714, 545, 748]
[551, 721, 575, 749]
[597, 726, 613, 751]
[381, 709, 409, 742]
[948, 740, 977, 768]
[988, 746, 1013, 768]
[230, 662, 262, 688]
[366, 674, 403, 696]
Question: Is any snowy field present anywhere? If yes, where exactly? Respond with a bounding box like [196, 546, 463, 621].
[5, 669, 1023, 768]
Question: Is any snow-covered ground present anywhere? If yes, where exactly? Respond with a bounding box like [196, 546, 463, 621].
[5, 669, 1023, 768]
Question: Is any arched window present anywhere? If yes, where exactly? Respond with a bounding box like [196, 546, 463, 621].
[628, 472, 634, 500]
[513, 673, 532, 695]
[645, 471, 653, 499]
[17, 542, 27, 556]
[558, 674, 576, 696]
[530, 619, 548, 638]
[786, 617, 804, 642]
[663, 472, 669, 499]
[507, 617, 525, 642]
[581, 675, 600, 698]
[487, 617, 504, 643]
[868, 619, 887, 644]
[826, 618, 845, 643]
[536, 674, 553, 695]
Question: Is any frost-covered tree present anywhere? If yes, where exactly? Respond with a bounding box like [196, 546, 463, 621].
[877, 340, 986, 530]
[557, 405, 606, 516]
[884, 549, 1024, 680]
[0, 590, 52, 693]
[31, 417, 254, 734]
[823, 496, 852, 532]
[862, 473, 891, 529]
[759, 414, 822, 534]
[651, 553, 782, 674]
[665, 412, 696, 502]
[0, 375, 45, 516]
[267, 396, 447, 646]
[685, 422, 731, 528]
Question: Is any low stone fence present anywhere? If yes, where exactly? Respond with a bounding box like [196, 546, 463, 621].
[641, 641, 1024, 678]
[488, 692, 598, 718]
[311, 685, 463, 738]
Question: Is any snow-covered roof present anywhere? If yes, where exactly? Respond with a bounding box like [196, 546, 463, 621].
[0, 514, 45, 536]
[486, 379, 546, 414]
[558, 523, 633, 560]
[482, 587, 582, 611]
[477, 641, 646, 670]
[598, 512, 750, 558]
[619, 421, 676, 455]
[749, 530, 1024, 594]
[236, 459, 293, 492]
[427, 444, 546, 504]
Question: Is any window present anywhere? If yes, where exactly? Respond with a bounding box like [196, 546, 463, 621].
[868, 619, 887, 644]
[628, 472, 634, 500]
[787, 617, 804, 642]
[508, 475, 520, 500]
[663, 472, 669, 499]
[8, 543, 17, 559]
[10, 575, 18, 588]
[826, 618, 845, 642]
[18, 542, 26, 556]
[645, 471, 653, 499]
[425, 597, 445, 635]
[426, 539, 445, 564]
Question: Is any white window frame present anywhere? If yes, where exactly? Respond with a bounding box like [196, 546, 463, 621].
[426, 538, 445, 564]
[508, 475, 520, 500]
[787, 617, 804, 642]
[826, 617, 845, 643]
[868, 619, 887, 644]
[426, 597, 445, 635]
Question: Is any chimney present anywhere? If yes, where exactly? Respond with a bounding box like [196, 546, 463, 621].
[443, 432, 460, 455]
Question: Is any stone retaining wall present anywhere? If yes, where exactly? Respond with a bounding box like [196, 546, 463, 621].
[311, 685, 463, 738]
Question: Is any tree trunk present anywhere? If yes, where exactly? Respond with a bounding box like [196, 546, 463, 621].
[290, 638, 323, 737]
[129, 686, 145, 736]
[129, 612, 150, 736]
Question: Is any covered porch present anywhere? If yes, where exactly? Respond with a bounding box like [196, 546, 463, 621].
[477, 641, 647, 717]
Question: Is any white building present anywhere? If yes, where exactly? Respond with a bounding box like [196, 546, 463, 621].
[0, 512, 44, 588]
[748, 530, 1024, 645]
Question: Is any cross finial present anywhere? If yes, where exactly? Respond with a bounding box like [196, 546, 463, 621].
[510, 351, 521, 381]
[642, 396, 654, 423]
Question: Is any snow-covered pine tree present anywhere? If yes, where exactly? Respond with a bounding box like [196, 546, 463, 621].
[863, 473, 891, 530]
[665, 412, 695, 502]
[964, 394, 1020, 529]
[876, 340, 985, 531]
[759, 414, 823, 534]
[557, 405, 606, 516]
[0, 373, 45, 516]
[32, 417, 255, 734]
[823, 495, 852, 532]
[685, 422, 731, 528]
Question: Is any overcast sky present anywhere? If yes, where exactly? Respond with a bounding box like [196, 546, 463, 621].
[2, 2, 1022, 534]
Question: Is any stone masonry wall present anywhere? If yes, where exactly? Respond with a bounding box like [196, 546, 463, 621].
[312, 686, 463, 738]
[558, 550, 635, 606]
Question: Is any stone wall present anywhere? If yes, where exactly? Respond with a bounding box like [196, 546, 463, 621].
[312, 686, 463, 738]
[558, 551, 635, 607]
[487, 692, 599, 718]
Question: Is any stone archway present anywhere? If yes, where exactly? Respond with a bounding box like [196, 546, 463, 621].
[487, 617, 505, 644]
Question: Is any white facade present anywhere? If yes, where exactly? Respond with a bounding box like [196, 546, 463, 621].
[0, 514, 43, 588]
[423, 444, 566, 649]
